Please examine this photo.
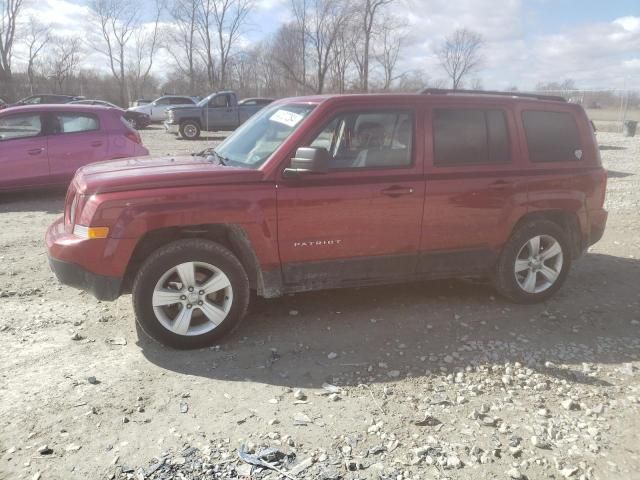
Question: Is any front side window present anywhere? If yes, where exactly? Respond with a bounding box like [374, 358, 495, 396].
[154, 97, 170, 105]
[51, 113, 99, 134]
[522, 111, 582, 163]
[210, 95, 229, 108]
[0, 114, 42, 140]
[433, 108, 510, 166]
[213, 103, 315, 168]
[309, 110, 413, 169]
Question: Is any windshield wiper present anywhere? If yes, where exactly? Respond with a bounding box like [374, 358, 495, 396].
[194, 148, 229, 166]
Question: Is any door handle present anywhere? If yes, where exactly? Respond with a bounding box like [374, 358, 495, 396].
[381, 185, 414, 197]
[488, 180, 513, 190]
[91, 141, 103, 147]
[28, 147, 44, 155]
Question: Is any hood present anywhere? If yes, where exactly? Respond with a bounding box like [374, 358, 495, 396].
[74, 155, 264, 195]
[128, 105, 148, 113]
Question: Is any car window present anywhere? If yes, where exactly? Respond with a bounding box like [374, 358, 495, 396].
[210, 95, 229, 108]
[522, 110, 582, 163]
[309, 110, 413, 169]
[433, 108, 510, 166]
[0, 114, 42, 140]
[22, 97, 42, 105]
[173, 97, 194, 105]
[154, 98, 170, 105]
[50, 113, 99, 134]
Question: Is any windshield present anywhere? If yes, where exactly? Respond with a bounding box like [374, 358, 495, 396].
[213, 103, 315, 168]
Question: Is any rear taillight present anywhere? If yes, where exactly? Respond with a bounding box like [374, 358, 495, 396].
[126, 130, 142, 144]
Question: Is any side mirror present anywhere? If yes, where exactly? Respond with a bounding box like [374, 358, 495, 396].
[283, 147, 329, 177]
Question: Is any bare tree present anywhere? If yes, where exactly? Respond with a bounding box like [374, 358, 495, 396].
[166, 0, 200, 92]
[353, 0, 392, 92]
[195, 0, 216, 89]
[45, 36, 82, 93]
[271, 22, 306, 91]
[436, 28, 483, 90]
[24, 17, 51, 94]
[212, 0, 252, 89]
[306, 0, 353, 93]
[375, 16, 403, 90]
[290, 0, 307, 93]
[0, 0, 25, 98]
[127, 0, 163, 100]
[90, 0, 138, 106]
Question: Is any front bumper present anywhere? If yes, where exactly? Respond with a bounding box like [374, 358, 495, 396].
[164, 121, 179, 134]
[48, 256, 122, 301]
[46, 217, 135, 301]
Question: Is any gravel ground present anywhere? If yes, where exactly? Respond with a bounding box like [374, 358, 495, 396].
[0, 128, 639, 480]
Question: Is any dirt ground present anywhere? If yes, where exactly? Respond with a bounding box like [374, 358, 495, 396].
[1, 126, 639, 480]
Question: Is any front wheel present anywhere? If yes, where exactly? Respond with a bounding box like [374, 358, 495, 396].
[179, 121, 201, 140]
[494, 220, 572, 303]
[132, 239, 249, 348]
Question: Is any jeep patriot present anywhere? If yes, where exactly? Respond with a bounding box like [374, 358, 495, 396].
[46, 90, 608, 348]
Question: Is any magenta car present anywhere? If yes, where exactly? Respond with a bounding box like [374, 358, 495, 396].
[0, 105, 149, 191]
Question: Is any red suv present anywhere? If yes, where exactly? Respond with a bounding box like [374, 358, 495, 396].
[46, 90, 608, 348]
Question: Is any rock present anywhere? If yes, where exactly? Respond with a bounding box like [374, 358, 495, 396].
[180, 402, 189, 413]
[481, 416, 497, 427]
[32, 472, 41, 480]
[507, 467, 523, 479]
[562, 399, 580, 411]
[294, 389, 307, 400]
[87, 376, 99, 385]
[560, 466, 579, 478]
[106, 337, 127, 346]
[327, 352, 338, 360]
[328, 393, 341, 402]
[71, 332, 83, 341]
[414, 414, 441, 426]
[122, 416, 129, 424]
[65, 443, 82, 452]
[531, 435, 552, 449]
[37, 445, 53, 455]
[446, 455, 462, 469]
[444, 355, 454, 364]
[320, 383, 341, 395]
[293, 412, 311, 425]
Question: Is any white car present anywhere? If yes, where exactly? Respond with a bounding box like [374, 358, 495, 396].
[128, 95, 197, 122]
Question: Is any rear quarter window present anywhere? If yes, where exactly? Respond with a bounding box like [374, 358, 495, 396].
[522, 110, 582, 163]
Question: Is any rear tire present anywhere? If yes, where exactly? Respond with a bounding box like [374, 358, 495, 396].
[179, 121, 201, 140]
[132, 239, 249, 349]
[494, 220, 572, 303]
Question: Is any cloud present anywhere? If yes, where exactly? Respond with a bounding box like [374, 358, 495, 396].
[11, 0, 640, 90]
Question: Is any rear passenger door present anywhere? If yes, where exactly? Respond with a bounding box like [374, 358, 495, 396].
[419, 105, 527, 276]
[45, 111, 107, 185]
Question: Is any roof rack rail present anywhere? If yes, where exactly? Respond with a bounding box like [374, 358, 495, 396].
[420, 88, 567, 103]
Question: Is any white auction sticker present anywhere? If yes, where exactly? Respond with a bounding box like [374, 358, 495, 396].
[270, 109, 304, 127]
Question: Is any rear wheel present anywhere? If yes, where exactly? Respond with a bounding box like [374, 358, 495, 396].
[179, 120, 201, 140]
[132, 239, 249, 348]
[495, 220, 571, 303]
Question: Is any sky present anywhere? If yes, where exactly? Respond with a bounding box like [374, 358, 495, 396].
[18, 0, 640, 90]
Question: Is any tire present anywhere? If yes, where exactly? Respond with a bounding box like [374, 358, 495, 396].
[132, 239, 249, 349]
[179, 120, 201, 140]
[494, 220, 572, 303]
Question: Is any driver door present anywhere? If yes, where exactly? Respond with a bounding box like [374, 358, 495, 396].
[276, 107, 425, 290]
[205, 94, 236, 130]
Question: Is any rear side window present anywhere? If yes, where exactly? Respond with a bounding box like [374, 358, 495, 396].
[433, 108, 510, 166]
[522, 111, 582, 163]
[173, 97, 195, 105]
[0, 114, 42, 140]
[51, 113, 99, 134]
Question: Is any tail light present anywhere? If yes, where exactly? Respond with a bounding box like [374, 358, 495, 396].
[126, 130, 142, 144]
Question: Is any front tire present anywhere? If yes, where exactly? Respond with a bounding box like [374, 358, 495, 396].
[495, 220, 572, 303]
[132, 239, 249, 348]
[179, 121, 201, 140]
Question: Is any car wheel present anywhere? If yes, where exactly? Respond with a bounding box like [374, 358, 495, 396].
[494, 220, 571, 303]
[179, 121, 201, 140]
[132, 239, 249, 349]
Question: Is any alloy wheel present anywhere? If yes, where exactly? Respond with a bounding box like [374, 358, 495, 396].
[514, 234, 564, 294]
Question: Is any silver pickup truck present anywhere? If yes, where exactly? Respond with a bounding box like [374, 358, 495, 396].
[165, 91, 273, 139]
